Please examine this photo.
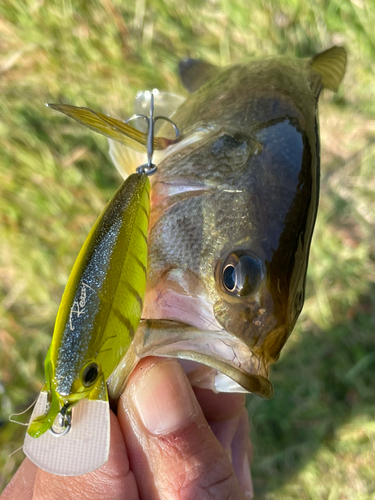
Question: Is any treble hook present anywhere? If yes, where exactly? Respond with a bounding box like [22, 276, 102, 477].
[125, 93, 180, 176]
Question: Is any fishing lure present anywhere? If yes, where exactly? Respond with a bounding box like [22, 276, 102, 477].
[23, 95, 179, 476]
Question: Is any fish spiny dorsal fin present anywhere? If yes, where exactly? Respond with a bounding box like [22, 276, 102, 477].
[178, 59, 220, 93]
[310, 46, 347, 92]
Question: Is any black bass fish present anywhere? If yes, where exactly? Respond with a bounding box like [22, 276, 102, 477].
[51, 47, 347, 400]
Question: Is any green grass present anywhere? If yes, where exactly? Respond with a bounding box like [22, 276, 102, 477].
[1, 0, 375, 497]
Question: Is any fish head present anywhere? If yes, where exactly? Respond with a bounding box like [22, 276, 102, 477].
[130, 48, 347, 398]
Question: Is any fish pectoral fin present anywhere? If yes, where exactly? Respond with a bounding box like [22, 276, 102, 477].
[47, 104, 176, 151]
[27, 389, 60, 438]
[108, 91, 186, 179]
[109, 139, 147, 179]
[310, 46, 347, 92]
[178, 59, 220, 93]
[134, 91, 186, 120]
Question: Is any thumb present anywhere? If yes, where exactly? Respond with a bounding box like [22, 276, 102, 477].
[118, 357, 249, 500]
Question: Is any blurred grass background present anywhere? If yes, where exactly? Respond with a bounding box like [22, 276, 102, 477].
[0, 0, 374, 497]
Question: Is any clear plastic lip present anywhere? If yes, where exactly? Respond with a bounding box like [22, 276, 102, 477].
[108, 320, 273, 400]
[24, 393, 110, 476]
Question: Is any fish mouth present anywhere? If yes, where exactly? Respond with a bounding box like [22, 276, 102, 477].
[108, 319, 273, 400]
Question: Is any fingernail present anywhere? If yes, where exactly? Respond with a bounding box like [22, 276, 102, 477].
[131, 360, 196, 435]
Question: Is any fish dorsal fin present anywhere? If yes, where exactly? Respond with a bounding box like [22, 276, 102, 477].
[178, 59, 220, 93]
[310, 46, 347, 92]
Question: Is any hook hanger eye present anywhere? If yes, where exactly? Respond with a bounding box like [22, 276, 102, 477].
[49, 403, 72, 438]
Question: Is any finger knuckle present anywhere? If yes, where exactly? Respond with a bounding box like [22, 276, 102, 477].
[156, 431, 242, 500]
[180, 459, 238, 500]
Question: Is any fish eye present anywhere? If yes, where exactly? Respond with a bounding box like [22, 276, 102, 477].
[82, 362, 100, 387]
[223, 264, 236, 291]
[221, 252, 263, 296]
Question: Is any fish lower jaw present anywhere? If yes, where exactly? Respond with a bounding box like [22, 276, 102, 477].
[126, 319, 273, 399]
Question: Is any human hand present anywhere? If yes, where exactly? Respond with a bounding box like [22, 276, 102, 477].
[1, 357, 253, 499]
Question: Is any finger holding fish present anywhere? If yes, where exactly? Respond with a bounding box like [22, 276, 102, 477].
[3, 358, 251, 500]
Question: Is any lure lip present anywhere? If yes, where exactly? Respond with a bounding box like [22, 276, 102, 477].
[24, 393, 110, 476]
